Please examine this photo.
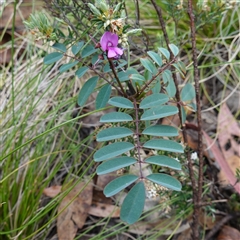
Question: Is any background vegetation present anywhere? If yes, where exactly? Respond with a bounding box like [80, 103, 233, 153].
[0, 0, 240, 239]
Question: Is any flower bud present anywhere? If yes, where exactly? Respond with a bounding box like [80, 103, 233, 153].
[126, 29, 142, 36]
[98, 54, 104, 60]
[87, 3, 101, 16]
[95, 42, 101, 48]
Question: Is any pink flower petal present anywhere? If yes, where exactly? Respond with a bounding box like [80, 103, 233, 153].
[100, 31, 120, 51]
[114, 47, 123, 56]
[108, 49, 117, 58]
[100, 32, 109, 51]
[110, 34, 118, 47]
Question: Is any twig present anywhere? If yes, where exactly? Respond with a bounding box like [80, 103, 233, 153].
[187, 0, 205, 238]
[108, 59, 128, 97]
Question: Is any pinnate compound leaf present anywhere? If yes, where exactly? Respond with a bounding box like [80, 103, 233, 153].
[96, 84, 111, 109]
[158, 47, 170, 60]
[72, 41, 84, 55]
[180, 83, 196, 102]
[96, 157, 137, 175]
[145, 156, 181, 170]
[100, 112, 133, 122]
[120, 181, 145, 224]
[81, 45, 98, 58]
[59, 61, 78, 73]
[142, 125, 178, 137]
[108, 97, 134, 109]
[44, 52, 63, 64]
[94, 142, 134, 162]
[75, 66, 89, 78]
[77, 76, 98, 106]
[147, 51, 162, 66]
[140, 93, 169, 109]
[104, 174, 138, 197]
[140, 58, 157, 74]
[143, 139, 184, 153]
[97, 127, 133, 142]
[169, 43, 179, 56]
[52, 42, 67, 52]
[146, 173, 182, 191]
[140, 105, 178, 121]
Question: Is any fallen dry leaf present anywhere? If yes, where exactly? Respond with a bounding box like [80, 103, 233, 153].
[218, 155, 240, 187]
[89, 201, 120, 218]
[198, 209, 222, 230]
[43, 185, 62, 198]
[203, 131, 240, 194]
[217, 225, 240, 240]
[218, 103, 240, 159]
[57, 181, 93, 240]
[96, 173, 118, 190]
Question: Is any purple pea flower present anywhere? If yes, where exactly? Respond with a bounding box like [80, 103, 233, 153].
[100, 31, 123, 58]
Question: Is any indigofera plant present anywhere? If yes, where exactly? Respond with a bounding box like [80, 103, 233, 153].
[25, 0, 196, 224]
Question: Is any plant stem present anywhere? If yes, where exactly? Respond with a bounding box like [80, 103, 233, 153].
[133, 99, 144, 179]
[108, 59, 128, 97]
[150, 0, 201, 238]
[188, 0, 204, 236]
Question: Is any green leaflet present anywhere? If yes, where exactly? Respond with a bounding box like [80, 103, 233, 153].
[181, 106, 187, 124]
[140, 58, 157, 74]
[75, 66, 89, 78]
[180, 83, 196, 102]
[145, 155, 181, 170]
[95, 84, 111, 109]
[140, 105, 178, 121]
[72, 41, 84, 55]
[94, 142, 134, 162]
[169, 43, 179, 56]
[104, 174, 138, 197]
[146, 173, 182, 191]
[142, 125, 178, 137]
[143, 139, 184, 153]
[59, 61, 78, 73]
[158, 47, 170, 60]
[139, 93, 169, 109]
[43, 52, 63, 65]
[77, 76, 98, 106]
[100, 112, 133, 122]
[52, 42, 66, 52]
[108, 97, 134, 109]
[81, 44, 98, 58]
[96, 127, 133, 142]
[120, 181, 145, 224]
[96, 157, 137, 175]
[147, 51, 162, 67]
[130, 74, 146, 85]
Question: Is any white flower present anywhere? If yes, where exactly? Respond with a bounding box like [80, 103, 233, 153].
[191, 152, 198, 161]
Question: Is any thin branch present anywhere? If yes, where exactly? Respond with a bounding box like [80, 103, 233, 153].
[150, 0, 201, 239]
[108, 59, 128, 97]
[188, 0, 204, 209]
